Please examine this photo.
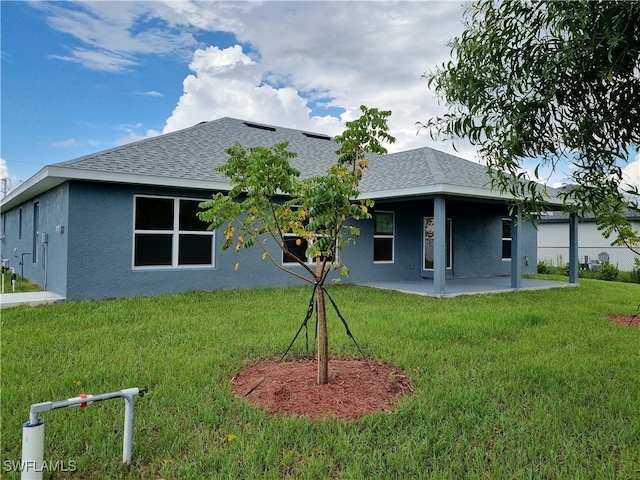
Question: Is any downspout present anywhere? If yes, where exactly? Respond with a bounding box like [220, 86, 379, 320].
[510, 205, 522, 289]
[41, 233, 48, 290]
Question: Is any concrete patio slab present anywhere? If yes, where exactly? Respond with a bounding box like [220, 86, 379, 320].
[0, 291, 66, 309]
[360, 277, 577, 298]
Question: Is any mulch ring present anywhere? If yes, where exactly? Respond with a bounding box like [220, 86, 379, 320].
[231, 358, 413, 420]
[607, 315, 640, 328]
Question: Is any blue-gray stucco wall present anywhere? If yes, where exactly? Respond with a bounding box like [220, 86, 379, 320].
[0, 183, 69, 296]
[345, 198, 537, 285]
[1, 181, 537, 301]
[65, 182, 312, 300]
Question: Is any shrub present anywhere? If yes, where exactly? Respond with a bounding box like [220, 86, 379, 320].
[631, 258, 640, 284]
[595, 262, 620, 282]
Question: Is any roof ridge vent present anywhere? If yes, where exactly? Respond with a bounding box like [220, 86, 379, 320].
[243, 121, 276, 132]
[302, 132, 332, 140]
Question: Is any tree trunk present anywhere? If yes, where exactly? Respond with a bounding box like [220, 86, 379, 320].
[316, 285, 329, 384]
[315, 258, 329, 385]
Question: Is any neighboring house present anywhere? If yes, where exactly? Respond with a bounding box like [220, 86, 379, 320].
[0, 117, 571, 301]
[538, 210, 640, 271]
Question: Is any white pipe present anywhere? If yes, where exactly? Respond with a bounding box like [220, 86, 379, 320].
[21, 420, 44, 480]
[21, 387, 146, 479]
[122, 394, 134, 463]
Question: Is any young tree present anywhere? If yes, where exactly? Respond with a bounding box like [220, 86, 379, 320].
[199, 106, 395, 384]
[423, 0, 640, 253]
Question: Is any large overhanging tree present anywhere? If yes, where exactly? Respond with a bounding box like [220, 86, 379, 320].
[423, 0, 640, 253]
[199, 106, 395, 385]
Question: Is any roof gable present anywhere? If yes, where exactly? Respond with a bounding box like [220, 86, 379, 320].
[362, 147, 490, 195]
[1, 116, 563, 210]
[53, 117, 340, 184]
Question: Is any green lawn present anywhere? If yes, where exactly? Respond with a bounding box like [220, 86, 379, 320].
[1, 272, 43, 294]
[2, 278, 639, 479]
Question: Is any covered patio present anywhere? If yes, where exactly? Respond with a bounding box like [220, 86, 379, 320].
[360, 276, 577, 298]
[415, 198, 580, 297]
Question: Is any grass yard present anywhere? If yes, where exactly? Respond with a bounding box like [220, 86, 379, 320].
[1, 278, 639, 479]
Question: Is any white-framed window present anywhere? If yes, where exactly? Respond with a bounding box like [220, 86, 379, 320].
[133, 195, 214, 269]
[282, 234, 335, 265]
[424, 216, 452, 270]
[502, 218, 512, 260]
[373, 211, 394, 262]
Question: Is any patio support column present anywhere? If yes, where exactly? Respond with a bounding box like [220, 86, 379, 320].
[568, 212, 579, 284]
[433, 195, 447, 295]
[510, 205, 522, 289]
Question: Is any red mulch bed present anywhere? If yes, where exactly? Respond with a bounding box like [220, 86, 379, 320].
[607, 315, 640, 328]
[231, 358, 413, 420]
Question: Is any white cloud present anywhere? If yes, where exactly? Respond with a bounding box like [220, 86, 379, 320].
[30, 1, 483, 159]
[622, 154, 640, 193]
[116, 129, 161, 146]
[157, 1, 258, 32]
[49, 48, 138, 73]
[33, 1, 201, 71]
[140, 91, 164, 97]
[0, 158, 8, 180]
[0, 158, 17, 196]
[163, 45, 319, 134]
[52, 138, 78, 148]
[161, 2, 470, 154]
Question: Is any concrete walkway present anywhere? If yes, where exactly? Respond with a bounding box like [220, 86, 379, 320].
[0, 291, 65, 309]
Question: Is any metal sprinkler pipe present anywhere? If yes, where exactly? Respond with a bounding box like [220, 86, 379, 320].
[21, 386, 147, 480]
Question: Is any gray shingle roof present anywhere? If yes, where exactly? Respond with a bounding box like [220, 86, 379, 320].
[53, 117, 340, 184]
[361, 147, 490, 193]
[539, 208, 640, 223]
[4, 116, 551, 212]
[52, 116, 493, 196]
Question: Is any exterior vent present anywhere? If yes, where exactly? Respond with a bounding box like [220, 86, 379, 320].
[243, 122, 276, 132]
[302, 132, 332, 140]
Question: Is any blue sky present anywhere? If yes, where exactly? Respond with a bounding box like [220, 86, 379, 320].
[1, 1, 638, 195]
[2, 1, 240, 185]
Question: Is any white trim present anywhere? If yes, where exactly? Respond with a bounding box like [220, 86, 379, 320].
[1, 165, 568, 213]
[280, 205, 336, 266]
[1, 165, 231, 211]
[501, 217, 512, 260]
[281, 234, 337, 266]
[373, 210, 395, 263]
[361, 183, 565, 205]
